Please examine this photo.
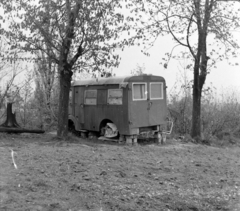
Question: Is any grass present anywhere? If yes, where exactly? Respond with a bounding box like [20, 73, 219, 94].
[0, 133, 240, 210]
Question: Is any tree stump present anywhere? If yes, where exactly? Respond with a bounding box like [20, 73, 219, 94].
[1, 103, 20, 128]
[0, 102, 45, 134]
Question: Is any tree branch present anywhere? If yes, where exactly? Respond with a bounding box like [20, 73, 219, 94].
[69, 40, 84, 67]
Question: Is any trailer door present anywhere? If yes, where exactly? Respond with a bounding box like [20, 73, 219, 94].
[130, 81, 166, 128]
[148, 82, 164, 125]
[130, 82, 149, 127]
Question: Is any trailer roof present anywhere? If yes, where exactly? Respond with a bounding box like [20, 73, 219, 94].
[72, 75, 165, 87]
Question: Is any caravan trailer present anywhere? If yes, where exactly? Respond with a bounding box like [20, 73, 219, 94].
[68, 75, 168, 143]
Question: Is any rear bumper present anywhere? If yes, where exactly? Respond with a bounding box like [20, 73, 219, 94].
[129, 125, 161, 135]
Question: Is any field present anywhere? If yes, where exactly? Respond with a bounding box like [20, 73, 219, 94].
[0, 133, 240, 211]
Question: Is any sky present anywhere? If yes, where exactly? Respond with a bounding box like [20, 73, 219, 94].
[112, 35, 240, 97]
[112, 0, 240, 98]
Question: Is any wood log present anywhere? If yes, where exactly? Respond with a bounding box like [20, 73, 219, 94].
[0, 127, 45, 134]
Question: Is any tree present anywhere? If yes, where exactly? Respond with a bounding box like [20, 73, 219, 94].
[1, 0, 124, 138]
[35, 51, 57, 110]
[127, 0, 240, 138]
[34, 51, 58, 128]
[0, 36, 24, 111]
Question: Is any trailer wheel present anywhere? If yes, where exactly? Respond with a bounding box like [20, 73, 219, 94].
[68, 120, 75, 132]
[68, 120, 80, 136]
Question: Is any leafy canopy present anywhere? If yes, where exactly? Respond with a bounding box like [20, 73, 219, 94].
[0, 0, 125, 73]
[124, 0, 240, 67]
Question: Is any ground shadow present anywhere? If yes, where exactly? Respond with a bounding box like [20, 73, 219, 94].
[0, 131, 174, 149]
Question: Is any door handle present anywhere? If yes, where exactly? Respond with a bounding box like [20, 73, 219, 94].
[147, 102, 152, 110]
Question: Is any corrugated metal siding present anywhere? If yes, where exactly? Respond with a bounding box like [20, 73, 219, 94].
[77, 85, 129, 134]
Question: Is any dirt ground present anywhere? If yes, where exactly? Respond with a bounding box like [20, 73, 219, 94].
[1, 133, 240, 211]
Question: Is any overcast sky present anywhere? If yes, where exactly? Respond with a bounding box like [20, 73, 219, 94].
[113, 35, 240, 97]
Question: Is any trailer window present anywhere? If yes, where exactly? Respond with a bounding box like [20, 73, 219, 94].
[85, 90, 97, 105]
[108, 89, 123, 105]
[150, 82, 163, 100]
[133, 83, 147, 100]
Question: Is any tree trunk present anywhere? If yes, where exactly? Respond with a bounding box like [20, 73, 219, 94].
[191, 27, 202, 138]
[191, 34, 208, 139]
[57, 65, 73, 138]
[191, 58, 202, 138]
[191, 85, 201, 138]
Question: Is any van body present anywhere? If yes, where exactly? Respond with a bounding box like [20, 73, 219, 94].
[68, 75, 168, 137]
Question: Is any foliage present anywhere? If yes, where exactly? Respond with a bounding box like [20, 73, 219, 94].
[33, 51, 58, 129]
[126, 0, 240, 63]
[0, 0, 124, 72]
[125, 0, 240, 138]
[169, 79, 240, 144]
[167, 66, 192, 135]
[130, 63, 146, 75]
[0, 68, 58, 130]
[201, 89, 240, 141]
[0, 0, 126, 138]
[0, 37, 26, 126]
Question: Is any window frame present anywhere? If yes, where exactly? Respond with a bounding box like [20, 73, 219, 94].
[84, 89, 97, 105]
[107, 89, 123, 105]
[132, 82, 148, 101]
[150, 82, 164, 100]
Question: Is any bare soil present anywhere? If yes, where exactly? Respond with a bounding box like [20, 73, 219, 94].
[1, 133, 240, 211]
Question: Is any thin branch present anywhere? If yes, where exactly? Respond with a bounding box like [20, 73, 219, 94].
[186, 13, 196, 59]
[166, 11, 188, 47]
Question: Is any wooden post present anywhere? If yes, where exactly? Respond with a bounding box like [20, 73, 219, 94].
[126, 137, 133, 144]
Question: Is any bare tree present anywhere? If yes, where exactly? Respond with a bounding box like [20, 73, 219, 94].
[131, 63, 146, 76]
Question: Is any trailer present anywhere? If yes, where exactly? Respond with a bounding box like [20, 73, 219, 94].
[68, 74, 168, 144]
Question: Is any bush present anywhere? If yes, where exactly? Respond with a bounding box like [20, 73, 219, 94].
[169, 83, 240, 145]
